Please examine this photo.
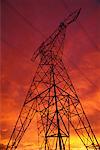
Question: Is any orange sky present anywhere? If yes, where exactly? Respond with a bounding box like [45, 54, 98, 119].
[1, 0, 100, 149]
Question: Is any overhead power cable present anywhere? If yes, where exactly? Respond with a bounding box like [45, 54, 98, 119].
[68, 59, 98, 89]
[1, 38, 19, 50]
[5, 0, 46, 38]
[1, 0, 99, 91]
[77, 21, 100, 52]
[1, 37, 98, 90]
[59, 0, 100, 88]
[60, 0, 100, 52]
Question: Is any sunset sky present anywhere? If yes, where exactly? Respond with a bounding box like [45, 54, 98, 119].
[1, 0, 100, 149]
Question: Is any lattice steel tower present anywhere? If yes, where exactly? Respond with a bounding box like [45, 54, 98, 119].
[6, 9, 100, 150]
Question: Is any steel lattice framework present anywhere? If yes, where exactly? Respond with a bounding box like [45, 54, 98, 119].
[6, 9, 100, 150]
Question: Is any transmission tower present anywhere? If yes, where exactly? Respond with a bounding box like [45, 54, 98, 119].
[6, 9, 100, 150]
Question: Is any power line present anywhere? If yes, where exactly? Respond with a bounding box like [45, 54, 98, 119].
[2, 0, 99, 91]
[1, 37, 99, 90]
[60, 0, 100, 52]
[68, 59, 99, 89]
[59, 0, 100, 88]
[4, 0, 46, 38]
[1, 38, 19, 50]
[77, 21, 100, 52]
[6, 10, 100, 148]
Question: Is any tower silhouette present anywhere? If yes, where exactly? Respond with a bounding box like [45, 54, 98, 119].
[6, 9, 100, 150]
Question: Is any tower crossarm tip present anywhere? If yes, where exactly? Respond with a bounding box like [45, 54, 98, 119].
[64, 8, 81, 26]
[31, 8, 81, 63]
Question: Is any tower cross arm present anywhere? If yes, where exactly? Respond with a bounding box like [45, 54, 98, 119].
[63, 8, 81, 26]
[31, 8, 81, 63]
